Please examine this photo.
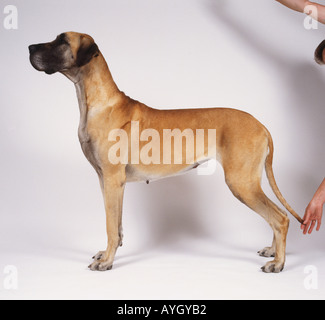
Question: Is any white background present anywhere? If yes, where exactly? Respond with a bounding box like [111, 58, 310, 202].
[0, 0, 325, 300]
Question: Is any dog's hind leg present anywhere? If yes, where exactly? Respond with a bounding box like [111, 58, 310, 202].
[225, 171, 290, 273]
[258, 234, 276, 258]
[222, 136, 289, 273]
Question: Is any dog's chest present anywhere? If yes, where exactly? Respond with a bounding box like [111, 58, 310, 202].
[78, 125, 102, 174]
[76, 82, 102, 174]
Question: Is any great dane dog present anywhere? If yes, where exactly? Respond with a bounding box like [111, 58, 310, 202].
[29, 32, 303, 273]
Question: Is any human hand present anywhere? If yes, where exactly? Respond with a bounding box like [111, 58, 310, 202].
[301, 199, 323, 234]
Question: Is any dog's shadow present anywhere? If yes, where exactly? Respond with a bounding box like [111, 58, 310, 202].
[120, 173, 267, 268]
[129, 173, 222, 252]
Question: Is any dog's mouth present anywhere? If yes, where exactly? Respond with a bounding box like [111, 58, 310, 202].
[29, 55, 44, 71]
[44, 69, 56, 75]
[29, 53, 59, 75]
[29, 44, 60, 74]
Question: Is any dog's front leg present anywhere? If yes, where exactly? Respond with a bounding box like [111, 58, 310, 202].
[89, 167, 126, 271]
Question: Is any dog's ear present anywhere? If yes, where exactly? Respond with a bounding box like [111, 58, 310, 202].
[76, 36, 99, 67]
[315, 40, 325, 65]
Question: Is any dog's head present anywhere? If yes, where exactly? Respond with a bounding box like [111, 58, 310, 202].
[315, 40, 325, 65]
[29, 32, 99, 75]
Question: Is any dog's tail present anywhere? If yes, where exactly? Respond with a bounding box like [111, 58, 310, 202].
[264, 129, 303, 224]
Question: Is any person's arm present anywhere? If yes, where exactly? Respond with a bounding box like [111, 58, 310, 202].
[276, 0, 325, 24]
[301, 179, 325, 234]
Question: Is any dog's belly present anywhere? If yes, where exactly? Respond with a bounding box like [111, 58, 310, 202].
[125, 159, 212, 183]
[125, 138, 223, 183]
[125, 165, 163, 182]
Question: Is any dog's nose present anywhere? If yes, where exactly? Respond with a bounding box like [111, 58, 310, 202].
[28, 44, 39, 54]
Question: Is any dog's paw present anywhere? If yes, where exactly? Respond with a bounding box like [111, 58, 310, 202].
[258, 247, 275, 258]
[88, 260, 113, 271]
[261, 261, 284, 273]
[89, 251, 113, 271]
[92, 251, 105, 261]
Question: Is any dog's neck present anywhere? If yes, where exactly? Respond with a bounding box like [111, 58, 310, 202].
[64, 52, 122, 109]
[62, 53, 123, 144]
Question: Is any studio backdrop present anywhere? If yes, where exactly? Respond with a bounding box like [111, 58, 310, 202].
[0, 0, 324, 300]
